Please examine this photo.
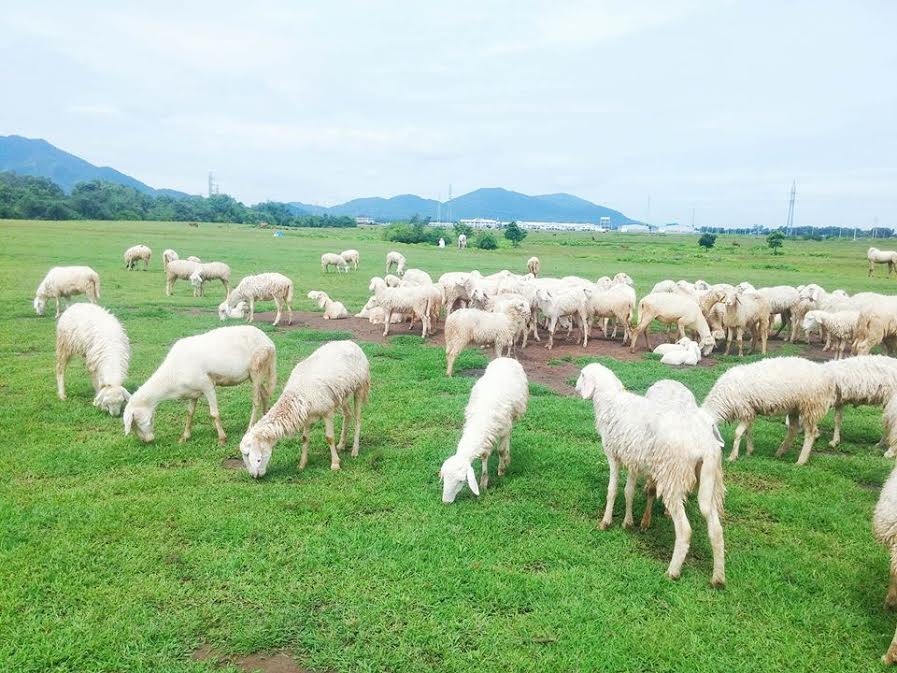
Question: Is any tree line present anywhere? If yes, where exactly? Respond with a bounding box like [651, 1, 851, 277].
[0, 172, 356, 228]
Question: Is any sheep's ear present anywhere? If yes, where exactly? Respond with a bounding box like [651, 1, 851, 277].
[123, 407, 133, 435]
[438, 467, 445, 481]
[466, 465, 480, 496]
[576, 375, 595, 400]
[92, 390, 103, 408]
[122, 389, 131, 402]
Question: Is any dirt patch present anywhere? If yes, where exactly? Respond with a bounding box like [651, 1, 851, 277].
[221, 457, 244, 470]
[193, 645, 314, 673]
[856, 480, 881, 492]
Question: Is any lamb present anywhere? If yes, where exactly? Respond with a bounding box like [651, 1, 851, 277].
[34, 266, 101, 317]
[219, 272, 294, 326]
[55, 303, 130, 416]
[868, 247, 897, 277]
[340, 249, 360, 270]
[123, 325, 276, 445]
[527, 256, 541, 276]
[162, 249, 179, 271]
[386, 251, 407, 275]
[629, 292, 716, 355]
[702, 357, 834, 465]
[873, 465, 897, 664]
[660, 339, 702, 366]
[653, 337, 697, 356]
[576, 363, 726, 586]
[239, 340, 370, 477]
[368, 277, 433, 338]
[307, 290, 349, 319]
[823, 356, 897, 450]
[722, 288, 771, 356]
[443, 301, 528, 376]
[189, 261, 231, 297]
[165, 259, 201, 296]
[801, 310, 859, 358]
[123, 244, 152, 270]
[321, 252, 350, 273]
[440, 357, 528, 502]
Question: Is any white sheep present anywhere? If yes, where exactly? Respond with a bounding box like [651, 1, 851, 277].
[722, 288, 771, 356]
[823, 356, 897, 450]
[384, 274, 402, 287]
[399, 268, 433, 286]
[703, 357, 834, 465]
[239, 340, 370, 477]
[321, 252, 350, 273]
[660, 339, 702, 366]
[55, 303, 130, 416]
[386, 251, 407, 275]
[219, 273, 295, 326]
[34, 266, 101, 317]
[439, 271, 478, 314]
[123, 244, 152, 271]
[527, 256, 541, 276]
[340, 249, 360, 270]
[307, 290, 349, 319]
[801, 309, 859, 358]
[457, 234, 468, 249]
[652, 337, 696, 356]
[581, 283, 635, 346]
[165, 259, 201, 296]
[487, 292, 533, 349]
[189, 261, 231, 297]
[534, 286, 586, 350]
[854, 299, 897, 356]
[746, 285, 799, 339]
[444, 301, 528, 376]
[874, 464, 897, 664]
[629, 292, 716, 355]
[368, 277, 433, 338]
[440, 357, 528, 503]
[187, 255, 201, 263]
[162, 249, 179, 271]
[869, 247, 897, 277]
[123, 325, 277, 445]
[576, 363, 726, 586]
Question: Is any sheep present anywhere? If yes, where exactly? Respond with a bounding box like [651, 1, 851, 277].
[580, 283, 635, 346]
[400, 268, 433, 286]
[722, 288, 771, 356]
[885, 396, 897, 459]
[123, 325, 276, 445]
[439, 271, 478, 314]
[576, 363, 726, 586]
[660, 339, 702, 366]
[747, 285, 799, 338]
[487, 293, 533, 349]
[801, 310, 859, 358]
[162, 249, 179, 271]
[874, 465, 897, 664]
[854, 299, 897, 355]
[629, 292, 716, 355]
[457, 233, 468, 249]
[386, 251, 407, 275]
[869, 247, 897, 277]
[34, 266, 101, 317]
[219, 272, 294, 326]
[368, 277, 434, 337]
[823, 356, 897, 451]
[702, 357, 834, 465]
[239, 340, 370, 477]
[55, 303, 130, 416]
[653, 337, 697, 356]
[340, 249, 360, 270]
[527, 256, 541, 276]
[440, 357, 528, 503]
[321, 252, 350, 273]
[123, 244, 152, 270]
[307, 290, 349, 319]
[189, 261, 231, 297]
[444, 301, 528, 376]
[534, 287, 587, 350]
[165, 259, 201, 296]
[613, 272, 634, 287]
[187, 255, 201, 263]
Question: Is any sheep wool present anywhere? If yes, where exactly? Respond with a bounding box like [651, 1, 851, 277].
[34, 266, 101, 317]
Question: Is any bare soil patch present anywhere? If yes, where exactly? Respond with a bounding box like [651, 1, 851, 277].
[193, 645, 315, 673]
[221, 457, 243, 470]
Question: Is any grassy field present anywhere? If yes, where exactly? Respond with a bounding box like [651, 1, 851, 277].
[2, 218, 897, 672]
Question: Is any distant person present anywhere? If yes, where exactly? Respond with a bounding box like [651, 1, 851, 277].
[438, 238, 445, 249]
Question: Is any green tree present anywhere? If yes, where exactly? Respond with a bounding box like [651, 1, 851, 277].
[767, 230, 785, 254]
[474, 231, 498, 250]
[504, 221, 527, 247]
[698, 233, 717, 250]
[453, 221, 473, 238]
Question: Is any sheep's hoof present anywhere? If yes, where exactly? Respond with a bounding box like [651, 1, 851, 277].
[726, 453, 739, 462]
[828, 440, 839, 449]
[639, 521, 651, 532]
[711, 576, 726, 589]
[179, 435, 190, 444]
[218, 436, 227, 447]
[58, 394, 67, 401]
[598, 520, 611, 531]
[330, 463, 341, 471]
[666, 571, 681, 581]
[885, 450, 896, 459]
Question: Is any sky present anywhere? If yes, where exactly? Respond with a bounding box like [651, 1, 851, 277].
[1, 1, 895, 228]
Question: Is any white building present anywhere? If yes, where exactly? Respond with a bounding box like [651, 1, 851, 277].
[517, 221, 606, 232]
[355, 216, 376, 225]
[619, 224, 656, 234]
[459, 218, 504, 229]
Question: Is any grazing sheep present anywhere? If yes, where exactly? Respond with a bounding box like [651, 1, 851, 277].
[307, 290, 349, 319]
[749, 285, 799, 338]
[630, 292, 716, 355]
[34, 266, 101, 317]
[340, 249, 360, 270]
[527, 256, 541, 276]
[321, 252, 350, 273]
[400, 268, 433, 286]
[581, 283, 635, 346]
[824, 356, 897, 450]
[440, 358, 528, 502]
[439, 271, 479, 314]
[386, 251, 407, 275]
[239, 341, 370, 477]
[457, 234, 468, 249]
[577, 363, 726, 586]
[123, 325, 276, 445]
[444, 301, 528, 376]
[869, 247, 897, 277]
[874, 464, 897, 664]
[162, 249, 179, 271]
[368, 277, 433, 338]
[165, 259, 201, 296]
[722, 288, 771, 356]
[55, 303, 130, 416]
[703, 357, 834, 465]
[189, 261, 231, 297]
[802, 310, 859, 358]
[219, 272, 294, 326]
[124, 244, 152, 270]
[534, 287, 586, 350]
[854, 299, 897, 355]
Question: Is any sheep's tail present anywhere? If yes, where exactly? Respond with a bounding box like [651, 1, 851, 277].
[262, 347, 278, 400]
[698, 446, 726, 517]
[286, 281, 294, 304]
[92, 274, 101, 300]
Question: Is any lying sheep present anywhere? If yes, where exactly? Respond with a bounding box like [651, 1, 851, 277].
[703, 357, 834, 465]
[527, 256, 541, 276]
[653, 337, 697, 356]
[630, 292, 716, 355]
[577, 363, 726, 586]
[124, 244, 152, 270]
[239, 340, 370, 477]
[340, 249, 360, 270]
[307, 290, 349, 319]
[444, 301, 528, 376]
[189, 261, 231, 297]
[661, 339, 701, 366]
[802, 309, 859, 358]
[824, 356, 897, 450]
[386, 251, 407, 275]
[162, 249, 178, 271]
[34, 266, 101, 317]
[124, 325, 276, 445]
[219, 273, 295, 326]
[55, 303, 130, 416]
[321, 252, 350, 273]
[165, 259, 201, 297]
[440, 357, 528, 502]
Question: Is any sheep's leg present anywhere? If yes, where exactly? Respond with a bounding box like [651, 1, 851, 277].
[723, 328, 732, 355]
[337, 403, 349, 452]
[546, 317, 557, 350]
[736, 327, 744, 357]
[166, 279, 172, 296]
[746, 423, 755, 455]
[383, 310, 392, 337]
[884, 626, 897, 666]
[271, 297, 282, 326]
[180, 398, 198, 443]
[829, 405, 843, 448]
[775, 413, 800, 458]
[531, 315, 541, 342]
[248, 298, 256, 324]
[299, 428, 309, 469]
[676, 320, 688, 340]
[55, 347, 71, 400]
[325, 414, 340, 470]
[886, 552, 897, 608]
[640, 479, 657, 530]
[201, 385, 227, 446]
[623, 469, 638, 529]
[54, 297, 61, 318]
[479, 452, 490, 491]
[869, 260, 875, 277]
[729, 421, 748, 461]
[221, 279, 228, 296]
[600, 457, 619, 530]
[497, 433, 510, 477]
[697, 460, 726, 588]
[665, 499, 692, 581]
[445, 345, 460, 377]
[795, 419, 820, 466]
[285, 298, 293, 326]
[351, 390, 364, 457]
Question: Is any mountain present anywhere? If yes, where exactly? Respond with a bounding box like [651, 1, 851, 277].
[327, 194, 441, 220]
[0, 135, 190, 197]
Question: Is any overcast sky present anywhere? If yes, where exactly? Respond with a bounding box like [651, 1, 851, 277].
[2, 1, 895, 227]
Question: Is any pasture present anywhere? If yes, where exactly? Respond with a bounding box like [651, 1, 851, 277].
[2, 218, 897, 672]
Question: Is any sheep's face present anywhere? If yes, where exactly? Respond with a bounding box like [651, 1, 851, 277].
[94, 386, 130, 417]
[123, 402, 154, 442]
[613, 273, 634, 287]
[801, 314, 818, 332]
[694, 280, 710, 291]
[575, 363, 623, 400]
[723, 290, 740, 308]
[189, 272, 202, 287]
[368, 278, 380, 293]
[33, 296, 46, 315]
[699, 335, 716, 356]
[218, 301, 246, 321]
[439, 455, 478, 503]
[241, 435, 273, 478]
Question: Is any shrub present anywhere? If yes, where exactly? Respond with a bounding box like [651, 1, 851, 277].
[474, 231, 498, 250]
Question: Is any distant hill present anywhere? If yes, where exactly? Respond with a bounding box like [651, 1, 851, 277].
[0, 135, 190, 197]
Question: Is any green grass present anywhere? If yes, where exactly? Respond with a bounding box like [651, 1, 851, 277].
[1, 219, 896, 672]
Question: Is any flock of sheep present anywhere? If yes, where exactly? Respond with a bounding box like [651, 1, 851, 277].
[30, 241, 897, 664]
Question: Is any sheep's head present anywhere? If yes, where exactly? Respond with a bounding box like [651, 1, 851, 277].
[470, 287, 488, 308]
[698, 335, 716, 355]
[736, 281, 755, 293]
[801, 313, 820, 332]
[218, 300, 247, 320]
[123, 400, 154, 442]
[439, 455, 478, 503]
[240, 433, 274, 478]
[33, 296, 46, 315]
[613, 272, 634, 287]
[189, 270, 203, 287]
[385, 275, 401, 287]
[575, 363, 624, 400]
[694, 279, 711, 291]
[94, 386, 130, 416]
[723, 289, 740, 308]
[369, 277, 384, 293]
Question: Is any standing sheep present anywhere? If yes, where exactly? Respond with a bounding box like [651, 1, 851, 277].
[189, 261, 231, 297]
[869, 247, 897, 277]
[874, 464, 897, 664]
[629, 292, 716, 355]
[321, 252, 350, 273]
[165, 259, 201, 297]
[801, 310, 859, 358]
[124, 244, 152, 270]
[824, 356, 897, 450]
[307, 290, 349, 319]
[219, 273, 295, 326]
[444, 301, 528, 376]
[239, 341, 370, 477]
[55, 303, 130, 416]
[527, 256, 541, 276]
[123, 325, 276, 445]
[34, 266, 101, 317]
[440, 358, 528, 502]
[368, 277, 433, 338]
[457, 234, 468, 249]
[386, 251, 407, 275]
[722, 288, 771, 356]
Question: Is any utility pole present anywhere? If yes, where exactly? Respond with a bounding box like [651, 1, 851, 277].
[785, 180, 796, 235]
